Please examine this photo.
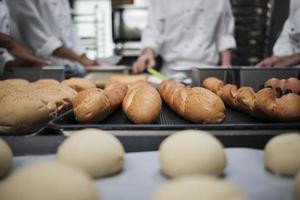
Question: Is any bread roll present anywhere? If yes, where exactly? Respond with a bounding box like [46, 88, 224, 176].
[264, 133, 300, 176]
[110, 74, 148, 85]
[265, 77, 300, 95]
[159, 130, 226, 178]
[57, 129, 125, 178]
[0, 138, 12, 179]
[256, 88, 300, 122]
[151, 176, 248, 200]
[202, 77, 224, 95]
[0, 162, 98, 200]
[295, 172, 300, 200]
[73, 82, 127, 123]
[159, 80, 225, 124]
[62, 78, 96, 92]
[122, 82, 162, 124]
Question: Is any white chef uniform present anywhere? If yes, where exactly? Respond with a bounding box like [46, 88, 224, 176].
[141, 0, 236, 72]
[273, 0, 300, 56]
[0, 0, 14, 76]
[7, 0, 86, 77]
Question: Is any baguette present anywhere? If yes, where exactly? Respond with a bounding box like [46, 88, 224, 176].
[264, 78, 300, 95]
[62, 78, 96, 92]
[203, 77, 300, 122]
[122, 82, 162, 124]
[256, 88, 300, 122]
[158, 80, 225, 124]
[73, 82, 127, 123]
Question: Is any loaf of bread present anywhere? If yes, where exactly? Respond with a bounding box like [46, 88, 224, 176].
[256, 88, 300, 122]
[122, 81, 162, 124]
[158, 80, 225, 124]
[203, 77, 300, 122]
[62, 78, 96, 92]
[110, 75, 148, 85]
[0, 79, 77, 135]
[264, 78, 300, 95]
[73, 82, 127, 123]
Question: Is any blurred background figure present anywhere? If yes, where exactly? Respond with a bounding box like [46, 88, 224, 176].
[257, 0, 300, 68]
[7, 0, 98, 78]
[132, 0, 236, 74]
[0, 0, 47, 77]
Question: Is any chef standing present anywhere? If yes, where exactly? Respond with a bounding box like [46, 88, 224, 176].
[0, 0, 47, 76]
[7, 0, 97, 77]
[257, 0, 300, 67]
[132, 0, 237, 74]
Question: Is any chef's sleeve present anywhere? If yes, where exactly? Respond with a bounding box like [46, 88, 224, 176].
[141, 0, 164, 55]
[0, 48, 13, 76]
[216, 0, 237, 52]
[7, 0, 62, 59]
[273, 18, 293, 56]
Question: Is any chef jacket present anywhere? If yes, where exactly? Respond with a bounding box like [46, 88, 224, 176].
[141, 0, 236, 70]
[0, 0, 13, 76]
[7, 0, 83, 60]
[273, 0, 300, 56]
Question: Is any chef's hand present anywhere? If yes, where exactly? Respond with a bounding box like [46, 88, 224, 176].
[274, 53, 300, 68]
[80, 54, 97, 67]
[7, 41, 48, 67]
[132, 48, 156, 74]
[256, 56, 283, 68]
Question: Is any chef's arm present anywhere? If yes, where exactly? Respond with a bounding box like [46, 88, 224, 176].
[0, 33, 48, 66]
[53, 47, 96, 67]
[221, 50, 232, 66]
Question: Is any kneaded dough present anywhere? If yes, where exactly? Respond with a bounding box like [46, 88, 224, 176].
[150, 176, 248, 200]
[0, 161, 98, 200]
[264, 133, 300, 176]
[57, 129, 125, 178]
[159, 130, 226, 178]
[0, 138, 12, 178]
[295, 172, 300, 200]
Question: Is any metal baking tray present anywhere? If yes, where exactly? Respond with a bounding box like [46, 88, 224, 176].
[49, 103, 300, 131]
[2, 66, 65, 81]
[192, 67, 235, 85]
[237, 67, 300, 91]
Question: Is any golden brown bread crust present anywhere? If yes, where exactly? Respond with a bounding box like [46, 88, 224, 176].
[159, 80, 226, 124]
[202, 77, 225, 95]
[264, 78, 300, 94]
[122, 82, 162, 124]
[73, 82, 128, 123]
[202, 77, 300, 122]
[62, 78, 96, 92]
[0, 79, 77, 135]
[256, 88, 300, 122]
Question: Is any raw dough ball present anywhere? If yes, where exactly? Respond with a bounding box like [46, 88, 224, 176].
[0, 138, 12, 178]
[0, 161, 98, 200]
[264, 133, 300, 176]
[151, 176, 248, 200]
[57, 129, 125, 178]
[159, 130, 226, 178]
[295, 172, 300, 200]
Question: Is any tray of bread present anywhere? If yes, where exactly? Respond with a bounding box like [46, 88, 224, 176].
[49, 76, 300, 131]
[0, 129, 299, 200]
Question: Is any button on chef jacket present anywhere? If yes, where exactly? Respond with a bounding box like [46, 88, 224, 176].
[141, 0, 236, 71]
[0, 0, 14, 76]
[273, 0, 300, 56]
[7, 0, 83, 61]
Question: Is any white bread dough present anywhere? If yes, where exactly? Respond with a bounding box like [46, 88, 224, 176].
[295, 172, 300, 200]
[159, 130, 226, 178]
[264, 133, 300, 176]
[151, 176, 248, 200]
[57, 129, 125, 178]
[0, 161, 98, 200]
[0, 138, 12, 178]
